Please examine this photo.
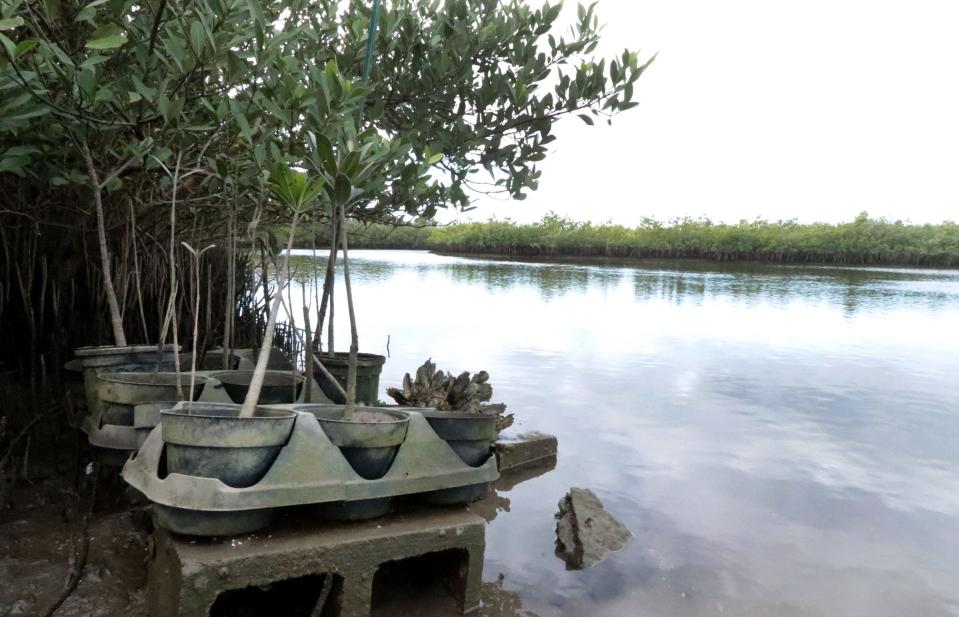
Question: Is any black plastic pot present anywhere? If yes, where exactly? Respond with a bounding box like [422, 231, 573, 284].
[99, 372, 206, 405]
[177, 352, 240, 371]
[419, 411, 498, 466]
[154, 505, 273, 537]
[133, 400, 179, 448]
[417, 411, 497, 506]
[420, 482, 491, 506]
[211, 370, 305, 404]
[314, 407, 409, 480]
[96, 371, 206, 430]
[73, 345, 179, 421]
[313, 353, 386, 405]
[160, 402, 296, 488]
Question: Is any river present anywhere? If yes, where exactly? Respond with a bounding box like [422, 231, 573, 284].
[285, 249, 959, 617]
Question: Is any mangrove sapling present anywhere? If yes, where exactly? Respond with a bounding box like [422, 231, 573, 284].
[303, 306, 313, 402]
[274, 293, 348, 402]
[79, 140, 137, 348]
[338, 204, 360, 420]
[238, 168, 324, 418]
[181, 242, 215, 402]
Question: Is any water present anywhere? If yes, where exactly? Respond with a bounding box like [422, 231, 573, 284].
[285, 250, 959, 617]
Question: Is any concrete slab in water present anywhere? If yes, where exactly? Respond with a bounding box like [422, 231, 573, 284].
[555, 487, 631, 569]
[494, 432, 558, 472]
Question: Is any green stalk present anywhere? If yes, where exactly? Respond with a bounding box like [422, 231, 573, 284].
[239, 213, 301, 418]
[339, 204, 359, 420]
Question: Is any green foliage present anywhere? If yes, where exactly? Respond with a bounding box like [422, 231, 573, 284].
[426, 214, 959, 267]
[267, 166, 325, 214]
[1, 0, 651, 226]
[0, 0, 652, 347]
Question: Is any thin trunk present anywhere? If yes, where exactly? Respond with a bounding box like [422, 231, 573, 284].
[81, 142, 127, 347]
[202, 261, 212, 367]
[316, 211, 337, 353]
[189, 252, 203, 402]
[222, 204, 235, 369]
[130, 202, 149, 341]
[239, 213, 301, 418]
[302, 306, 312, 403]
[169, 154, 183, 399]
[338, 205, 358, 419]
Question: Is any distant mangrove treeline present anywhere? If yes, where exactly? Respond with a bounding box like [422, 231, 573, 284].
[299, 213, 959, 267]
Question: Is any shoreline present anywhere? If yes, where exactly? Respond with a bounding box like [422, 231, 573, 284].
[292, 244, 959, 270]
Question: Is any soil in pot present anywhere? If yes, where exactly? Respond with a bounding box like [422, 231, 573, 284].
[314, 407, 409, 480]
[160, 403, 296, 488]
[313, 353, 386, 405]
[211, 370, 305, 404]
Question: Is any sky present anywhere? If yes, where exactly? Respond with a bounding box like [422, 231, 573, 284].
[462, 0, 959, 226]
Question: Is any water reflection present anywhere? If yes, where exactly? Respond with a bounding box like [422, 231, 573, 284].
[282, 250, 959, 617]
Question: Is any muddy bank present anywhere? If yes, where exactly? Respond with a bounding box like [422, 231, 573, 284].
[0, 473, 150, 617]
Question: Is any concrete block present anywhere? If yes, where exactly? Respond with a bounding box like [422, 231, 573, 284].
[149, 507, 486, 617]
[494, 432, 558, 473]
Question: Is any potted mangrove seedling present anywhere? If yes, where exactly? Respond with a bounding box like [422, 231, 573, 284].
[308, 170, 384, 406]
[73, 146, 188, 450]
[95, 242, 219, 452]
[306, 135, 409, 483]
[159, 167, 317, 490]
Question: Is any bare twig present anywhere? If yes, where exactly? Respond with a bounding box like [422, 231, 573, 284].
[39, 462, 98, 617]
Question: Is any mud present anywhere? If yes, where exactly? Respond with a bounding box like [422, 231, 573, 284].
[0, 474, 150, 617]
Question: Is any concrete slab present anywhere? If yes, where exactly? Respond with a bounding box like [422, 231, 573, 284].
[494, 432, 558, 472]
[149, 506, 486, 617]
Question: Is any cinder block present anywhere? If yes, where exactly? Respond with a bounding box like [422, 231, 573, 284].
[148, 507, 486, 617]
[494, 432, 558, 473]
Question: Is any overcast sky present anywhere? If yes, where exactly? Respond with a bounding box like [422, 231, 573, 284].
[463, 0, 959, 226]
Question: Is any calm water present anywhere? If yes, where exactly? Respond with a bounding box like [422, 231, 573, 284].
[286, 250, 959, 617]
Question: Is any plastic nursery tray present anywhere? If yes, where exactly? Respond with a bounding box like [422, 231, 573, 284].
[84, 371, 328, 454]
[121, 407, 499, 536]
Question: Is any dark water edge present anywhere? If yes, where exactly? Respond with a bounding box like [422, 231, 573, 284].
[291, 243, 959, 268]
[428, 247, 959, 268]
[427, 249, 959, 271]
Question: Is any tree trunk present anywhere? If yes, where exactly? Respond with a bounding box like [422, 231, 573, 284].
[81, 142, 127, 347]
[338, 205, 358, 420]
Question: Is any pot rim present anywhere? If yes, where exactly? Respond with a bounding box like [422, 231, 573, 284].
[75, 344, 179, 357]
[160, 402, 295, 420]
[416, 410, 497, 421]
[97, 371, 209, 386]
[314, 352, 386, 365]
[313, 406, 409, 426]
[209, 369, 306, 384]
